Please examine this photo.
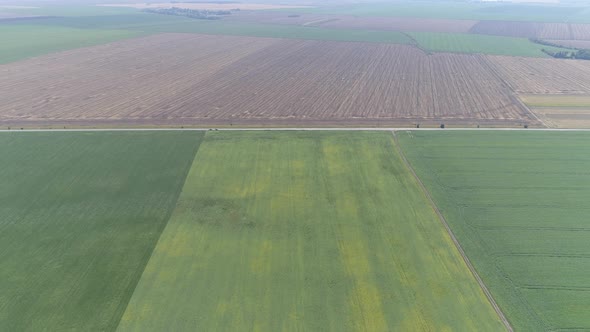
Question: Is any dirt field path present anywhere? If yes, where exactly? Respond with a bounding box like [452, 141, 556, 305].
[391, 131, 513, 332]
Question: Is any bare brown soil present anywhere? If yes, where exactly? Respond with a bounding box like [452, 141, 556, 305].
[0, 33, 537, 127]
[486, 55, 590, 94]
[470, 21, 590, 40]
[226, 12, 476, 33]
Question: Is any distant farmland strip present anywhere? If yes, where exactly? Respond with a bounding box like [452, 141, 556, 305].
[225, 12, 477, 33]
[519, 94, 590, 128]
[131, 20, 413, 44]
[0, 33, 535, 127]
[0, 25, 139, 64]
[545, 39, 590, 49]
[469, 21, 590, 40]
[0, 131, 203, 331]
[486, 55, 590, 94]
[408, 31, 567, 57]
[314, 16, 477, 32]
[117, 131, 505, 331]
[398, 131, 590, 331]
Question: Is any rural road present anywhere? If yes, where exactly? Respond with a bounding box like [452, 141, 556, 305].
[2, 127, 590, 132]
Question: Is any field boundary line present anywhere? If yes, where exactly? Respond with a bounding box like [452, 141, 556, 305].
[479, 57, 549, 128]
[112, 132, 207, 330]
[400, 32, 430, 54]
[391, 131, 513, 332]
[3, 127, 590, 132]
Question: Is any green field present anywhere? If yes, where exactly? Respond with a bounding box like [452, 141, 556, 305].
[398, 131, 590, 331]
[0, 131, 505, 331]
[117, 131, 503, 331]
[408, 32, 568, 57]
[0, 25, 138, 64]
[0, 131, 203, 331]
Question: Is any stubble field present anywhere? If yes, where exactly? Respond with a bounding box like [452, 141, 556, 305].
[0, 33, 536, 127]
[519, 94, 590, 128]
[486, 55, 590, 94]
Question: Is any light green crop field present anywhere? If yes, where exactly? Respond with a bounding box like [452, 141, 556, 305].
[0, 131, 203, 331]
[398, 131, 590, 331]
[0, 25, 139, 64]
[408, 32, 568, 57]
[118, 131, 504, 331]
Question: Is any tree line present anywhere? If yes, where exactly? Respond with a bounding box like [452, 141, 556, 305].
[531, 38, 590, 60]
[144, 7, 235, 20]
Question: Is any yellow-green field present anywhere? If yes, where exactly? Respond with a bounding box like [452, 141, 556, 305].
[118, 131, 504, 331]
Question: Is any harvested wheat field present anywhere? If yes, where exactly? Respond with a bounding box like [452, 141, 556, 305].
[487, 55, 590, 94]
[519, 94, 590, 128]
[529, 108, 590, 128]
[0, 33, 536, 127]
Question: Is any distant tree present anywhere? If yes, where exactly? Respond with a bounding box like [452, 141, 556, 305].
[576, 50, 590, 60]
[144, 7, 232, 20]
